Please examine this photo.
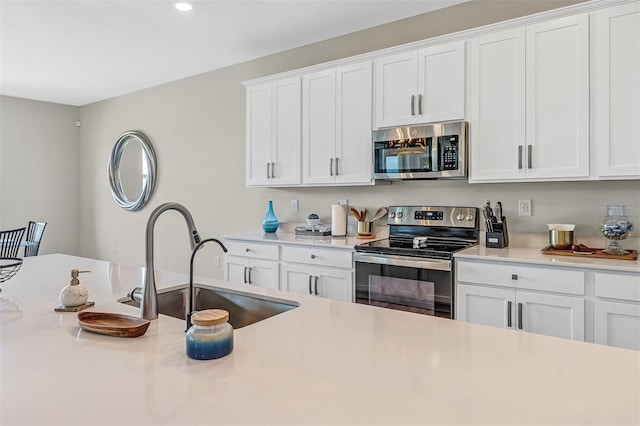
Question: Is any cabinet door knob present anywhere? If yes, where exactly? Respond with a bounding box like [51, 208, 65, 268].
[511, 274, 518, 280]
[310, 254, 316, 259]
[245, 248, 251, 252]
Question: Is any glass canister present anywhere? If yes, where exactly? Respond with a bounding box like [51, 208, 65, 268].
[186, 309, 233, 360]
[262, 200, 279, 233]
[601, 205, 634, 255]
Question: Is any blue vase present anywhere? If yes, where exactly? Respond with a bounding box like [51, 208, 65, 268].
[262, 200, 279, 233]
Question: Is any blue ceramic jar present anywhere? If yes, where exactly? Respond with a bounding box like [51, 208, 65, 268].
[186, 309, 233, 360]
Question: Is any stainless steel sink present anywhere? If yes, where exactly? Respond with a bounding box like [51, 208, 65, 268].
[118, 284, 298, 328]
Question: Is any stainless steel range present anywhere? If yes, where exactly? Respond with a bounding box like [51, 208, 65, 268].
[354, 206, 479, 319]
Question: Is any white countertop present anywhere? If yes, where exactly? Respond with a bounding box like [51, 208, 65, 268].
[1, 254, 639, 425]
[456, 245, 640, 273]
[223, 230, 372, 249]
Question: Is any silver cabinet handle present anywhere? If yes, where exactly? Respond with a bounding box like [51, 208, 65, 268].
[335, 157, 339, 176]
[518, 303, 523, 330]
[511, 274, 518, 280]
[314, 276, 319, 296]
[310, 254, 316, 259]
[527, 145, 532, 169]
[267, 162, 271, 179]
[308, 275, 313, 295]
[507, 301, 512, 328]
[418, 94, 423, 115]
[271, 162, 276, 178]
[330, 158, 334, 176]
[243, 266, 248, 284]
[518, 146, 523, 170]
[410, 95, 416, 116]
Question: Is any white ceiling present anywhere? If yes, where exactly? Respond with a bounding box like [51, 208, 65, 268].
[0, 0, 467, 106]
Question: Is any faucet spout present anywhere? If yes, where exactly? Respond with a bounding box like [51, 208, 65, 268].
[142, 202, 202, 320]
[186, 238, 228, 331]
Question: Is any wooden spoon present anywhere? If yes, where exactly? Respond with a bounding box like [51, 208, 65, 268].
[350, 208, 361, 221]
[371, 207, 388, 222]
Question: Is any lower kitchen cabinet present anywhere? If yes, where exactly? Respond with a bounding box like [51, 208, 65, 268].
[593, 271, 640, 351]
[223, 237, 355, 302]
[225, 256, 279, 290]
[457, 284, 585, 340]
[456, 259, 586, 341]
[223, 240, 280, 290]
[281, 263, 352, 302]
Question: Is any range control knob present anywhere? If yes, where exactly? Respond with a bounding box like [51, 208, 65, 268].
[389, 211, 396, 219]
[456, 213, 464, 221]
[396, 211, 404, 219]
[465, 214, 474, 221]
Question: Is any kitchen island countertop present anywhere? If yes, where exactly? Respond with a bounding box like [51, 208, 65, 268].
[1, 254, 638, 425]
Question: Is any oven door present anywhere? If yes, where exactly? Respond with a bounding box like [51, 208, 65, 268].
[354, 253, 453, 318]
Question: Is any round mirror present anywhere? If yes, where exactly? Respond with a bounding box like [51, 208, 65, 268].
[108, 130, 157, 211]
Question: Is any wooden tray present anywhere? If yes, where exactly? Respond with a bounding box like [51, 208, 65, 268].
[55, 301, 95, 312]
[77, 312, 150, 338]
[541, 246, 638, 261]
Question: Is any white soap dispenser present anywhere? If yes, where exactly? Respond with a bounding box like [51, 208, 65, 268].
[60, 269, 90, 308]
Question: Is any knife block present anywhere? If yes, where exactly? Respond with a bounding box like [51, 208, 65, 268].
[485, 219, 509, 248]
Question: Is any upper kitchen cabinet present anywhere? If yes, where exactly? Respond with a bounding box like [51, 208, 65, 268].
[469, 14, 590, 182]
[593, 2, 640, 179]
[374, 41, 465, 128]
[246, 77, 301, 187]
[302, 61, 374, 185]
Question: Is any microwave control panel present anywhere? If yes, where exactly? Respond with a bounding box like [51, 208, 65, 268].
[439, 135, 459, 170]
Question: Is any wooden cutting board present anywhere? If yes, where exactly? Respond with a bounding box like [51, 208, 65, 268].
[541, 246, 638, 261]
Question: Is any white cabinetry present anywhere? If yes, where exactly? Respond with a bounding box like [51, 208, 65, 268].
[246, 77, 301, 186]
[224, 241, 279, 290]
[593, 2, 640, 179]
[374, 41, 465, 128]
[456, 260, 585, 341]
[280, 245, 353, 302]
[469, 14, 589, 182]
[302, 61, 373, 185]
[594, 271, 640, 351]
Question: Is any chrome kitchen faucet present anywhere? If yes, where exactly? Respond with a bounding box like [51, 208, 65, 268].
[141, 202, 201, 320]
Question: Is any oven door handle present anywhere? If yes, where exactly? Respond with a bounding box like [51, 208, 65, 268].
[354, 253, 451, 272]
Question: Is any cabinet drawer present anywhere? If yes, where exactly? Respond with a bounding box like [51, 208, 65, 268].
[224, 241, 279, 260]
[457, 261, 584, 295]
[281, 245, 352, 269]
[594, 272, 640, 302]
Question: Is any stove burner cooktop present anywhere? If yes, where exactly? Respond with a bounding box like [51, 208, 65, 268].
[354, 205, 480, 260]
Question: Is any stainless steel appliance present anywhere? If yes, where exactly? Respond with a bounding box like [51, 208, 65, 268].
[373, 121, 468, 180]
[354, 205, 479, 318]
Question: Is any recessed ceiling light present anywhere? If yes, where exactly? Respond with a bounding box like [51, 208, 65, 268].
[174, 2, 193, 12]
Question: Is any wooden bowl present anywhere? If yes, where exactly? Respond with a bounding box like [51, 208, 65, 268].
[77, 312, 150, 338]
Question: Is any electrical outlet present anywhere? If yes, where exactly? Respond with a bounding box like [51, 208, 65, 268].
[519, 199, 532, 216]
[338, 199, 348, 206]
[291, 199, 298, 211]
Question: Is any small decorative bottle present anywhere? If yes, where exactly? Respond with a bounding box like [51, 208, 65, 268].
[262, 200, 279, 233]
[186, 309, 233, 360]
[601, 204, 634, 255]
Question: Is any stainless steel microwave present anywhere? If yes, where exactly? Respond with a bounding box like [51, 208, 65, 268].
[373, 121, 468, 180]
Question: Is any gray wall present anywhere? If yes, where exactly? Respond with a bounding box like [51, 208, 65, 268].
[76, 0, 639, 278]
[0, 95, 80, 255]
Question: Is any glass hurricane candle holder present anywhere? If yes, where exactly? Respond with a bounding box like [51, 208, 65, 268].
[601, 205, 634, 255]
